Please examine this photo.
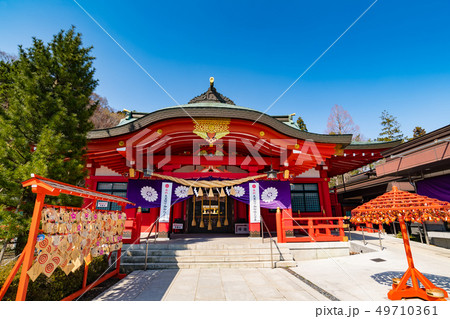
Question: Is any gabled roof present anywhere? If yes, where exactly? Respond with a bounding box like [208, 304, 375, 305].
[188, 78, 235, 105]
[22, 174, 133, 204]
[87, 103, 353, 145]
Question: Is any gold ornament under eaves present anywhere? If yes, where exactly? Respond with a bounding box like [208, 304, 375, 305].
[193, 118, 230, 145]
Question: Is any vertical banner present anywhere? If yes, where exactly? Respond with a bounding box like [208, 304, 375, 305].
[159, 182, 173, 222]
[249, 183, 260, 223]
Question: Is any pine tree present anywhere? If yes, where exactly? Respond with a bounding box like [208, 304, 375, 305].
[377, 110, 403, 141]
[0, 51, 16, 109]
[0, 27, 98, 253]
[296, 116, 308, 132]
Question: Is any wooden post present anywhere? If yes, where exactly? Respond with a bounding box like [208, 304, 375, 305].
[0, 245, 27, 300]
[308, 218, 315, 241]
[398, 217, 415, 269]
[339, 218, 345, 240]
[135, 207, 142, 243]
[16, 192, 46, 301]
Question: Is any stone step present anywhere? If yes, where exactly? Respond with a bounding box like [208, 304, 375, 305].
[120, 254, 293, 264]
[120, 260, 296, 271]
[123, 243, 289, 250]
[119, 241, 296, 270]
[122, 248, 292, 257]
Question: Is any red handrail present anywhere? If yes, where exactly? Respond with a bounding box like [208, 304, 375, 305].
[276, 212, 346, 243]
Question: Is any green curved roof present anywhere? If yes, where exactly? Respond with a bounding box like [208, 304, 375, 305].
[88, 102, 353, 145]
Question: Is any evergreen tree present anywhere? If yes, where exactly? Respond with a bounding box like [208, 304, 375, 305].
[377, 110, 403, 141]
[0, 51, 16, 109]
[0, 27, 98, 253]
[296, 116, 308, 132]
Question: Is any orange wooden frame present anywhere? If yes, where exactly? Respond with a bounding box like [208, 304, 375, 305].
[352, 186, 450, 301]
[387, 217, 448, 301]
[0, 174, 133, 301]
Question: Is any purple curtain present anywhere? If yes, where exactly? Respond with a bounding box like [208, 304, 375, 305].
[126, 179, 292, 209]
[126, 179, 192, 208]
[416, 174, 450, 202]
[226, 180, 292, 209]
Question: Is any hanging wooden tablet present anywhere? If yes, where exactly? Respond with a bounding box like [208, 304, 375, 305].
[72, 257, 82, 272]
[27, 262, 43, 282]
[42, 261, 57, 278]
[62, 263, 74, 275]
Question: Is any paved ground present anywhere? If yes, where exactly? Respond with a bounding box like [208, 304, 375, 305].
[95, 232, 450, 301]
[290, 231, 450, 301]
[95, 268, 329, 301]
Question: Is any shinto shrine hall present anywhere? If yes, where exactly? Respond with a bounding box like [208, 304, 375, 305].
[84, 78, 400, 239]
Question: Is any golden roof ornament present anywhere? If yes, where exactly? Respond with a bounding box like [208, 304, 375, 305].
[188, 77, 235, 105]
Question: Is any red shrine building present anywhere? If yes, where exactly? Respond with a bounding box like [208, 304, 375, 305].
[84, 79, 400, 238]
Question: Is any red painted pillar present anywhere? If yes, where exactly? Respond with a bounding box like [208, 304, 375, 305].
[133, 207, 142, 244]
[83, 162, 98, 208]
[282, 208, 294, 237]
[173, 202, 182, 220]
[141, 209, 152, 233]
[237, 201, 247, 220]
[276, 208, 285, 243]
[320, 169, 333, 217]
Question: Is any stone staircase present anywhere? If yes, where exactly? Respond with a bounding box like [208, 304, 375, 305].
[119, 241, 296, 272]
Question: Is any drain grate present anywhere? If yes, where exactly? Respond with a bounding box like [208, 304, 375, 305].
[371, 258, 386, 263]
[284, 268, 340, 301]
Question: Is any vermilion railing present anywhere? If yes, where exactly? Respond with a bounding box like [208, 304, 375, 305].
[276, 211, 346, 243]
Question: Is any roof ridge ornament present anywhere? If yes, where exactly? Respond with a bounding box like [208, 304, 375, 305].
[188, 77, 235, 105]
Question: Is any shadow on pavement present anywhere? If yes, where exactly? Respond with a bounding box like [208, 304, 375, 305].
[371, 271, 450, 293]
[96, 269, 179, 301]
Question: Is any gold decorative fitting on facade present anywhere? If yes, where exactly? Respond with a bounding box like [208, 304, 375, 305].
[157, 129, 163, 135]
[334, 144, 344, 156]
[193, 118, 230, 145]
[259, 131, 265, 137]
[294, 144, 300, 149]
[118, 141, 125, 146]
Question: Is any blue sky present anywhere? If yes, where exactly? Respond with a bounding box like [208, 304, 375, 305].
[1, 0, 449, 139]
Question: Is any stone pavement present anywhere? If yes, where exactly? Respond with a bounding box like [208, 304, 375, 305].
[95, 268, 329, 301]
[289, 231, 450, 301]
[95, 267, 329, 301]
[95, 232, 450, 301]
